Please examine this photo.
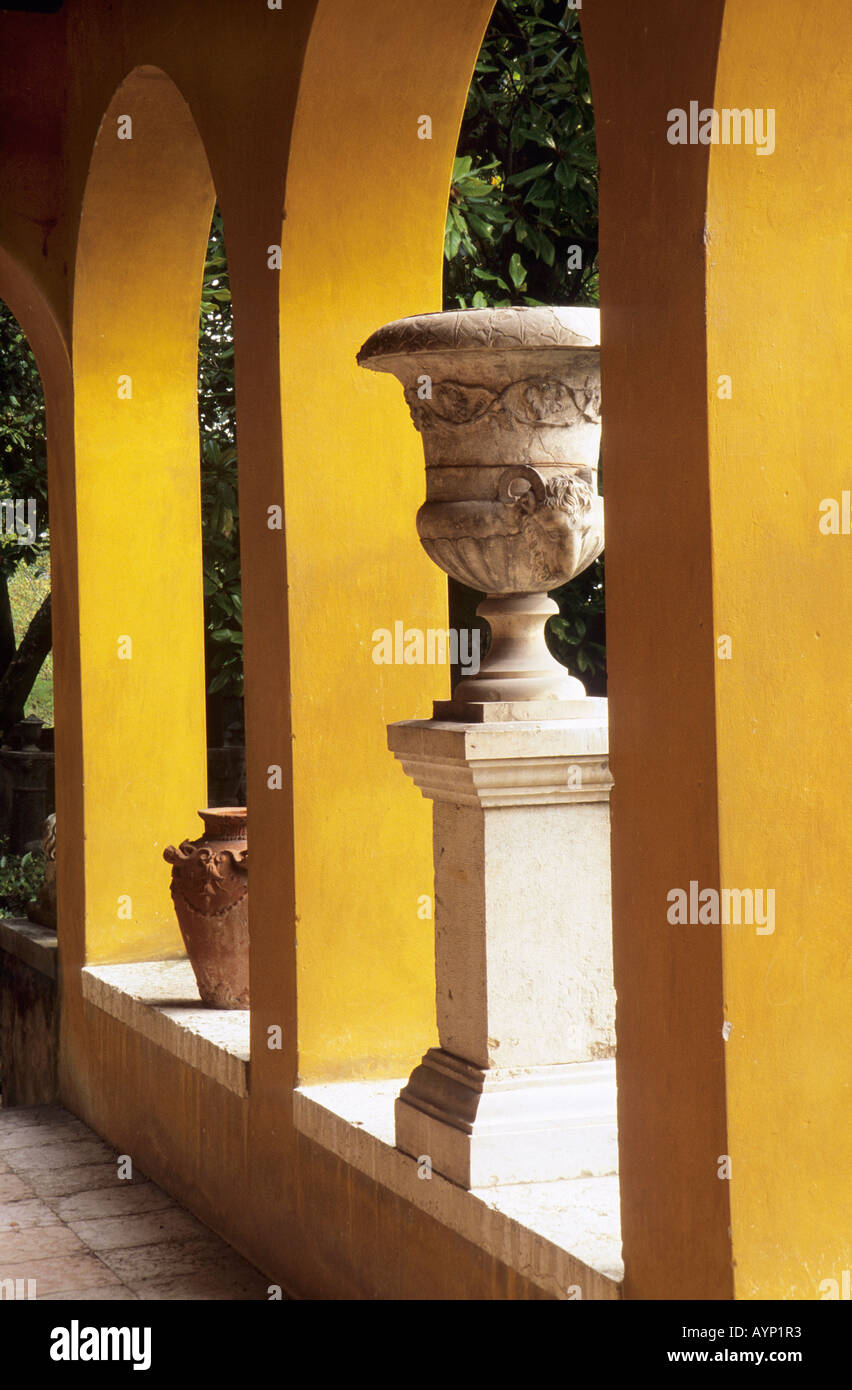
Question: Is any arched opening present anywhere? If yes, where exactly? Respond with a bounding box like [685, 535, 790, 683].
[73, 66, 216, 964]
[0, 296, 53, 902]
[198, 206, 245, 807]
[444, 1, 605, 693]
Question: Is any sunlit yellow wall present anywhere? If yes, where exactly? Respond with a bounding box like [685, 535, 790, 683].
[73, 69, 214, 962]
[708, 0, 852, 1299]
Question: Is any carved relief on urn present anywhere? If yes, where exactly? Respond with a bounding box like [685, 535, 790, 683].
[357, 307, 603, 712]
[164, 807, 248, 1009]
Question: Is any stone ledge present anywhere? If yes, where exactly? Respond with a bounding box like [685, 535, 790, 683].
[294, 1077, 622, 1299]
[81, 961, 249, 1098]
[0, 917, 58, 979]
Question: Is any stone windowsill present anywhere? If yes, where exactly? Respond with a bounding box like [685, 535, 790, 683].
[0, 916, 58, 979]
[294, 1072, 623, 1300]
[82, 959, 249, 1098]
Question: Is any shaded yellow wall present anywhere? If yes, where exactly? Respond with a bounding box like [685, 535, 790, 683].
[709, 0, 852, 1299]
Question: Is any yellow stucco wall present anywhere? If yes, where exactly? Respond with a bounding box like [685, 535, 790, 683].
[74, 68, 213, 963]
[583, 0, 851, 1300]
[709, 0, 852, 1299]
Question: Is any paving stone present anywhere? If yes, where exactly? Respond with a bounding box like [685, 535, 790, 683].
[53, 1181, 174, 1225]
[0, 1123, 90, 1153]
[0, 1252, 121, 1295]
[0, 1105, 65, 1128]
[4, 1139, 115, 1172]
[0, 1173, 32, 1203]
[0, 1197, 61, 1231]
[0, 1104, 271, 1300]
[0, 1107, 90, 1137]
[66, 1206, 213, 1254]
[27, 1162, 142, 1199]
[39, 1285, 139, 1301]
[0, 1224, 86, 1264]
[97, 1234, 264, 1287]
[132, 1267, 270, 1300]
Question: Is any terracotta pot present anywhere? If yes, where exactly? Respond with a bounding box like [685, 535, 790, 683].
[163, 807, 249, 1008]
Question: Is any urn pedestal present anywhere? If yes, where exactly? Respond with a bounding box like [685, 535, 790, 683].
[388, 716, 616, 1187]
[358, 307, 615, 1188]
[164, 807, 249, 1009]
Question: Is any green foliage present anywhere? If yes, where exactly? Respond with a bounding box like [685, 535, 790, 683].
[547, 555, 606, 691]
[444, 0, 598, 312]
[444, 0, 605, 688]
[0, 845, 44, 917]
[0, 303, 49, 580]
[199, 209, 243, 700]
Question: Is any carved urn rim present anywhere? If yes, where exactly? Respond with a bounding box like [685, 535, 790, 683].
[357, 306, 599, 370]
[197, 806, 246, 841]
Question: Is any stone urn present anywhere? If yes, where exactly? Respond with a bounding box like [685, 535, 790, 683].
[357, 306, 603, 714]
[163, 807, 249, 1009]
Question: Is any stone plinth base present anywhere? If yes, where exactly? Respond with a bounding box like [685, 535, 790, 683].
[396, 1051, 616, 1188]
[389, 711, 615, 1188]
[433, 696, 608, 724]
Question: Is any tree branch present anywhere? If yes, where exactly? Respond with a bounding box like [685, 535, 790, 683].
[0, 590, 51, 733]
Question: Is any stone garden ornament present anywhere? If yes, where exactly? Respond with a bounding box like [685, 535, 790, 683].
[357, 306, 603, 716]
[357, 308, 616, 1189]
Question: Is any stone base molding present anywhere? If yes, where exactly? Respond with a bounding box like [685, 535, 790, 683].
[396, 1051, 616, 1188]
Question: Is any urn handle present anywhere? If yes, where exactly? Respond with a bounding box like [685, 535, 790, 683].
[497, 464, 595, 520]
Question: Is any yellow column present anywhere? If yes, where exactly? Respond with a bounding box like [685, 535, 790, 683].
[709, 0, 852, 1300]
[73, 68, 214, 962]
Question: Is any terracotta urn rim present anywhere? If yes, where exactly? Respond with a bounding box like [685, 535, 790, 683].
[197, 806, 247, 839]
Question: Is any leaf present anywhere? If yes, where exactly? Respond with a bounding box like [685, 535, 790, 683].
[508, 253, 527, 288]
[505, 161, 554, 188]
[460, 213, 487, 240]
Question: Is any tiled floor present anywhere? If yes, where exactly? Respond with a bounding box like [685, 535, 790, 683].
[0, 1105, 274, 1299]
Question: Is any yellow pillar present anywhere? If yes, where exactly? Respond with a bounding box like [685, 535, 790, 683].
[709, 0, 852, 1299]
[73, 68, 214, 962]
